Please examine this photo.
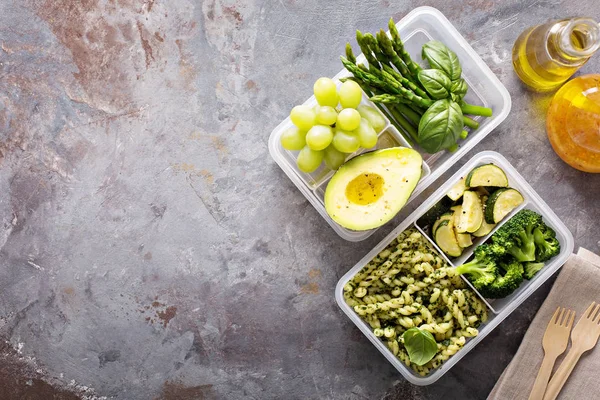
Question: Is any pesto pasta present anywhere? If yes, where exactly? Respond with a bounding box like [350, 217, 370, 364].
[344, 227, 488, 376]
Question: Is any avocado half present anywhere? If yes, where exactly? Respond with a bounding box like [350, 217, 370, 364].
[324, 147, 422, 231]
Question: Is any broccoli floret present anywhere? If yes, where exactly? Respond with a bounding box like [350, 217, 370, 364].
[486, 242, 508, 257]
[524, 262, 545, 280]
[491, 209, 543, 262]
[533, 225, 560, 262]
[455, 244, 526, 299]
[455, 244, 498, 288]
[477, 260, 524, 298]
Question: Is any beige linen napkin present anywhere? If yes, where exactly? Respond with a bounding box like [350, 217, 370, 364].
[488, 248, 600, 400]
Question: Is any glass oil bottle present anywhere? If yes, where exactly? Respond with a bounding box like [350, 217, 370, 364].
[512, 17, 600, 91]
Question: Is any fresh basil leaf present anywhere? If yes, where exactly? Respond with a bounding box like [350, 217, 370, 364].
[402, 327, 438, 366]
[450, 78, 468, 101]
[418, 69, 452, 100]
[422, 41, 462, 81]
[417, 99, 463, 153]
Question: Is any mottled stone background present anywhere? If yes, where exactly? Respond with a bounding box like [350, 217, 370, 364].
[0, 0, 599, 399]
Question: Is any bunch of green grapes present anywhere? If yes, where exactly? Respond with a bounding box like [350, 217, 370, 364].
[281, 77, 387, 173]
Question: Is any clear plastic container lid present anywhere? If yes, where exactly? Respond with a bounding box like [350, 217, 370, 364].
[269, 6, 511, 241]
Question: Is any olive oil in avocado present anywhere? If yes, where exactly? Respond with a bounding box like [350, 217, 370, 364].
[512, 17, 600, 91]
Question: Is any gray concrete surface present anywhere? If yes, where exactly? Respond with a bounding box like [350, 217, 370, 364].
[0, 0, 599, 399]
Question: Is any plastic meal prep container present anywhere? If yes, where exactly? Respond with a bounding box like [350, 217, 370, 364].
[269, 6, 511, 241]
[335, 151, 574, 385]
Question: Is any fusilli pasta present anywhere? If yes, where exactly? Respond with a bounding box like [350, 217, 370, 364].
[344, 227, 488, 376]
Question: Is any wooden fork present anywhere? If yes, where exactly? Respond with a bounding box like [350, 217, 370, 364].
[528, 307, 575, 400]
[543, 302, 600, 400]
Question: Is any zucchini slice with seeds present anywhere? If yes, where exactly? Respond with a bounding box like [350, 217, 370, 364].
[432, 212, 454, 236]
[473, 195, 496, 237]
[485, 188, 524, 223]
[456, 232, 473, 248]
[465, 164, 509, 187]
[472, 219, 496, 237]
[434, 220, 462, 257]
[452, 205, 474, 247]
[452, 206, 473, 249]
[447, 177, 467, 201]
[455, 191, 483, 233]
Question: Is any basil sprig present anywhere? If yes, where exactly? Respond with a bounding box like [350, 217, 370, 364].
[417, 99, 463, 153]
[422, 40, 462, 81]
[417, 69, 452, 100]
[402, 327, 438, 366]
[450, 78, 468, 101]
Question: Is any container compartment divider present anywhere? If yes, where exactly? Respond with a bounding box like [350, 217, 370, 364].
[451, 200, 530, 267]
[412, 222, 455, 267]
[412, 222, 498, 313]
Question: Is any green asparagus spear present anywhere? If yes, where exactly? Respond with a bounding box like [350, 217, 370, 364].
[361, 33, 390, 66]
[369, 93, 409, 104]
[357, 64, 405, 98]
[381, 64, 430, 100]
[396, 104, 422, 126]
[356, 30, 380, 68]
[368, 93, 433, 109]
[374, 92, 478, 129]
[339, 76, 415, 145]
[460, 102, 493, 117]
[352, 64, 432, 108]
[388, 107, 419, 143]
[407, 104, 426, 118]
[376, 30, 412, 81]
[345, 43, 357, 65]
[463, 116, 479, 130]
[388, 18, 421, 79]
[345, 60, 399, 96]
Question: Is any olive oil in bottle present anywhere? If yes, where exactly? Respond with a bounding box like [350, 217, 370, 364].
[512, 18, 600, 91]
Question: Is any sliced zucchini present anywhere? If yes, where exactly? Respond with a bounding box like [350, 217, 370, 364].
[417, 198, 452, 228]
[485, 188, 524, 223]
[439, 212, 454, 222]
[452, 206, 474, 247]
[432, 212, 454, 235]
[455, 191, 483, 233]
[447, 177, 467, 201]
[472, 219, 496, 237]
[456, 232, 473, 248]
[465, 164, 509, 188]
[472, 195, 496, 237]
[475, 187, 490, 197]
[435, 220, 462, 257]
